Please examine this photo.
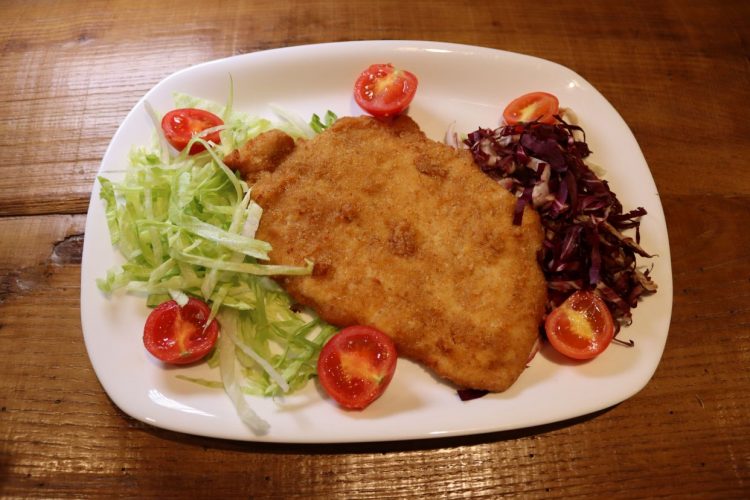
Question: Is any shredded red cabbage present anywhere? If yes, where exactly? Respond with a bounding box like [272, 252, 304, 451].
[457, 388, 489, 401]
[465, 118, 657, 330]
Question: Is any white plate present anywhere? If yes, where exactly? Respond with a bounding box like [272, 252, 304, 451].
[81, 41, 673, 443]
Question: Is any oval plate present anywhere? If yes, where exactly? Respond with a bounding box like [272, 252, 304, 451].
[81, 41, 673, 443]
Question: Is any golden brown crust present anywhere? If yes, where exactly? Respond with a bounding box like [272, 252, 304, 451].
[237, 115, 547, 391]
[223, 129, 296, 184]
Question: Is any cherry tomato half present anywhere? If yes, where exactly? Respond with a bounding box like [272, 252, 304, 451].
[161, 108, 224, 155]
[544, 291, 615, 360]
[143, 298, 219, 365]
[502, 91, 560, 125]
[353, 63, 418, 118]
[317, 325, 398, 410]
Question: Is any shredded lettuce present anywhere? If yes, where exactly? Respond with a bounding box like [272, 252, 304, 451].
[309, 110, 338, 134]
[97, 91, 339, 432]
[219, 328, 270, 434]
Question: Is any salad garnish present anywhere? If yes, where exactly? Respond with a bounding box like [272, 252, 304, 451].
[316, 326, 398, 410]
[544, 290, 615, 359]
[142, 297, 220, 364]
[97, 91, 339, 432]
[464, 108, 657, 333]
[353, 63, 418, 118]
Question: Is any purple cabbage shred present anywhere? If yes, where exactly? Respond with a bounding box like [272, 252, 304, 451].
[464, 118, 657, 330]
[457, 388, 489, 401]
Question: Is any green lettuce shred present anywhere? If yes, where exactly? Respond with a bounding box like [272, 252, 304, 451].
[309, 110, 338, 134]
[97, 92, 338, 430]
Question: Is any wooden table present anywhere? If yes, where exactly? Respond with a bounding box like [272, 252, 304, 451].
[2, 1, 748, 497]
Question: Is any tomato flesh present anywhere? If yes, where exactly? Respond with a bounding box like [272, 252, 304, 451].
[143, 298, 219, 364]
[353, 63, 418, 118]
[502, 91, 560, 125]
[317, 325, 398, 410]
[544, 291, 615, 360]
[161, 108, 224, 155]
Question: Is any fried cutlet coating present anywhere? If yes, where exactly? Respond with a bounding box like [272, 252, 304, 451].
[227, 115, 547, 391]
[224, 129, 296, 184]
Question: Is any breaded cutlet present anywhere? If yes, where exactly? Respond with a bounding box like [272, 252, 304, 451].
[225, 115, 547, 391]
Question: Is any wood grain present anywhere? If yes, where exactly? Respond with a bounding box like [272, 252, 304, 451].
[1, 0, 749, 498]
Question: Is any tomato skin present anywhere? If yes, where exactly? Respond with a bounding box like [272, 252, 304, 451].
[353, 63, 418, 118]
[161, 108, 223, 155]
[143, 298, 219, 365]
[502, 91, 560, 125]
[317, 325, 398, 410]
[544, 291, 615, 360]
